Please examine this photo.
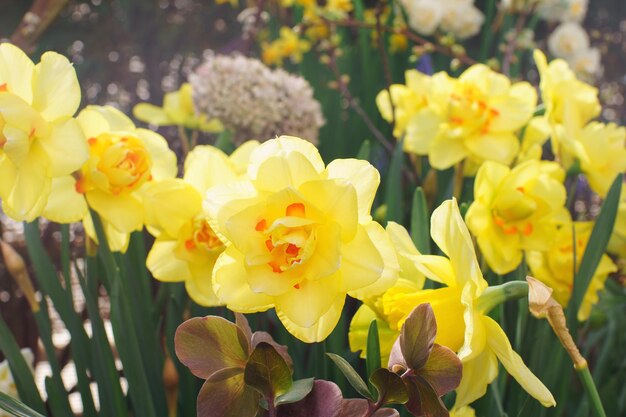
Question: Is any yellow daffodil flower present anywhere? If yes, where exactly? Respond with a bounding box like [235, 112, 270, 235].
[533, 49, 600, 160]
[608, 185, 626, 258]
[133, 83, 223, 132]
[575, 122, 626, 197]
[204, 136, 398, 342]
[0, 43, 88, 222]
[75, 105, 177, 252]
[465, 160, 569, 274]
[143, 142, 259, 306]
[261, 27, 311, 66]
[349, 221, 425, 363]
[526, 221, 618, 321]
[377, 199, 554, 408]
[450, 406, 476, 417]
[517, 116, 551, 163]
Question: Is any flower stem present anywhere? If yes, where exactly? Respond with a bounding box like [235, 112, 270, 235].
[576, 365, 607, 417]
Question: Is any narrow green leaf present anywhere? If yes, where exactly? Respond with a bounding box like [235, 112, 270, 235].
[244, 342, 293, 402]
[44, 376, 74, 416]
[275, 378, 315, 406]
[0, 317, 44, 413]
[370, 368, 409, 405]
[569, 173, 623, 327]
[0, 391, 45, 417]
[356, 140, 371, 161]
[325, 353, 373, 400]
[385, 140, 405, 223]
[366, 320, 381, 380]
[410, 187, 430, 254]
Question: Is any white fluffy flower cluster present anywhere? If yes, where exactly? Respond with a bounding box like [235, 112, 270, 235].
[189, 53, 325, 145]
[398, 0, 485, 40]
[539, 0, 601, 78]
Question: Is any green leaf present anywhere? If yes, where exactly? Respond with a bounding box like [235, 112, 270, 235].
[275, 378, 315, 406]
[325, 353, 374, 400]
[366, 320, 381, 398]
[385, 140, 405, 223]
[0, 391, 45, 417]
[370, 368, 409, 405]
[356, 140, 371, 160]
[410, 187, 430, 254]
[569, 173, 623, 326]
[244, 342, 293, 401]
[197, 373, 260, 417]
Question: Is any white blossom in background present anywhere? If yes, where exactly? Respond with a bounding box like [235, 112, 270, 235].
[0, 349, 34, 416]
[190, 53, 325, 145]
[567, 47, 603, 79]
[440, 0, 485, 39]
[400, 0, 443, 35]
[547, 21, 589, 59]
[536, 0, 588, 23]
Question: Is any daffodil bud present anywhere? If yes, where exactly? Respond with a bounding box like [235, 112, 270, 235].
[0, 240, 39, 312]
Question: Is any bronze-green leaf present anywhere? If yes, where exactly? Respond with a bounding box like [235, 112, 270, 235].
[244, 342, 293, 402]
[420, 344, 462, 397]
[370, 368, 409, 405]
[326, 353, 374, 400]
[278, 380, 344, 417]
[175, 316, 249, 379]
[337, 399, 400, 417]
[197, 372, 259, 417]
[275, 378, 314, 406]
[399, 304, 436, 370]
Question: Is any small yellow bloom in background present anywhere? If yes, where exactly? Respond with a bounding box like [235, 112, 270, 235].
[379, 199, 554, 408]
[261, 27, 311, 66]
[143, 142, 258, 306]
[533, 49, 600, 160]
[204, 136, 398, 342]
[388, 32, 409, 54]
[325, 0, 353, 17]
[465, 160, 569, 274]
[526, 221, 618, 321]
[75, 105, 177, 252]
[0, 43, 88, 222]
[574, 122, 626, 198]
[133, 83, 223, 132]
[608, 185, 626, 258]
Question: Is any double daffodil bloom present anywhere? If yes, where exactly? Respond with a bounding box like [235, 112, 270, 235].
[143, 142, 258, 306]
[526, 221, 617, 321]
[0, 43, 88, 222]
[533, 49, 600, 161]
[400, 64, 536, 169]
[133, 83, 223, 132]
[204, 136, 398, 342]
[370, 199, 554, 408]
[261, 27, 312, 66]
[75, 105, 177, 252]
[465, 160, 569, 274]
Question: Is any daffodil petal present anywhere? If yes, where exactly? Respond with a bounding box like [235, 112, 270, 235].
[276, 291, 345, 343]
[413, 255, 456, 287]
[39, 117, 88, 176]
[133, 103, 171, 126]
[187, 261, 223, 307]
[483, 316, 556, 407]
[42, 175, 87, 223]
[147, 238, 191, 282]
[325, 159, 380, 223]
[387, 221, 426, 288]
[348, 304, 398, 364]
[465, 132, 519, 166]
[86, 190, 144, 233]
[32, 51, 80, 120]
[184, 145, 238, 194]
[0, 43, 34, 103]
[136, 128, 177, 180]
[453, 348, 498, 408]
[140, 179, 201, 237]
[429, 134, 467, 170]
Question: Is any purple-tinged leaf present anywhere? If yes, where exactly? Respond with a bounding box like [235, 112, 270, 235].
[337, 399, 400, 417]
[370, 368, 409, 405]
[251, 331, 294, 370]
[388, 338, 408, 373]
[399, 304, 437, 370]
[278, 380, 343, 417]
[404, 379, 449, 417]
[244, 342, 293, 402]
[175, 316, 249, 379]
[197, 372, 259, 417]
[420, 344, 462, 397]
[236, 313, 253, 349]
[275, 378, 314, 406]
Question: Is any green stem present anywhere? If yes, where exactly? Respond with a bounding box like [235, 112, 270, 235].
[576, 365, 607, 417]
[477, 281, 529, 313]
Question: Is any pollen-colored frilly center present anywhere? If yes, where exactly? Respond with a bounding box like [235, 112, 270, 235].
[75, 133, 152, 195]
[184, 219, 224, 253]
[254, 202, 316, 282]
[491, 186, 536, 236]
[448, 84, 500, 136]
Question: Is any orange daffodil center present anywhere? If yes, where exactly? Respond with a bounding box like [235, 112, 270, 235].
[447, 84, 500, 137]
[205, 136, 398, 343]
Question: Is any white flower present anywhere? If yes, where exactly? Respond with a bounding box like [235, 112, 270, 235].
[441, 0, 485, 39]
[547, 21, 589, 59]
[537, 0, 588, 23]
[0, 348, 34, 416]
[567, 47, 602, 78]
[400, 0, 444, 36]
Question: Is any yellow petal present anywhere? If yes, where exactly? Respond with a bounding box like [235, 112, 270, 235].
[42, 176, 88, 223]
[0, 154, 16, 199]
[212, 247, 274, 312]
[348, 304, 399, 363]
[136, 128, 177, 180]
[489, 82, 537, 132]
[84, 105, 135, 131]
[229, 140, 260, 175]
[413, 255, 457, 287]
[483, 316, 556, 407]
[86, 190, 144, 233]
[386, 221, 426, 288]
[183, 145, 238, 194]
[147, 238, 191, 282]
[186, 261, 223, 307]
[345, 222, 398, 299]
[5, 149, 50, 221]
[325, 159, 380, 223]
[453, 348, 498, 408]
[39, 117, 88, 176]
[32, 51, 81, 120]
[428, 134, 467, 170]
[133, 103, 171, 125]
[465, 132, 519, 166]
[276, 289, 345, 343]
[203, 180, 259, 237]
[2, 124, 32, 167]
[140, 179, 201, 237]
[405, 108, 443, 155]
[0, 43, 35, 103]
[76, 107, 113, 139]
[83, 213, 131, 252]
